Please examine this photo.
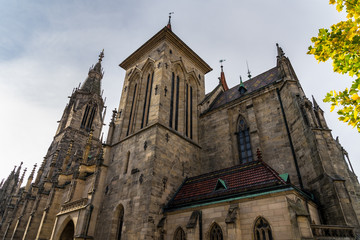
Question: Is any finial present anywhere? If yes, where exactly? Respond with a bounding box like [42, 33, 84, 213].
[29, 164, 37, 178]
[276, 43, 285, 58]
[167, 12, 174, 30]
[219, 59, 226, 72]
[246, 61, 252, 79]
[20, 168, 27, 182]
[98, 49, 104, 62]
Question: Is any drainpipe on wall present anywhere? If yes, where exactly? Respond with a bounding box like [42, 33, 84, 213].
[276, 88, 304, 190]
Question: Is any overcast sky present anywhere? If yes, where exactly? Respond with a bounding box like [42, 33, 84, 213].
[1, 0, 359, 183]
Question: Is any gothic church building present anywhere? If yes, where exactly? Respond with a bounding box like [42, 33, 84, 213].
[1, 22, 360, 240]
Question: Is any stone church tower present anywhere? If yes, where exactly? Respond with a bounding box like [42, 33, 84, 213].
[1, 20, 360, 240]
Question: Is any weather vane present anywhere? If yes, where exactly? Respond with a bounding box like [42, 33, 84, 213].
[219, 59, 226, 67]
[246, 60, 251, 79]
[169, 12, 174, 22]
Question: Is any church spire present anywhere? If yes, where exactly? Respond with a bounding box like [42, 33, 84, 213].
[80, 50, 104, 95]
[219, 60, 229, 91]
[167, 12, 174, 30]
[238, 76, 247, 94]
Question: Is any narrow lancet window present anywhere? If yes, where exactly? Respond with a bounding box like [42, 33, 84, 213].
[185, 84, 193, 139]
[169, 72, 175, 128]
[116, 206, 124, 240]
[237, 116, 253, 163]
[86, 106, 96, 131]
[185, 83, 189, 137]
[81, 104, 96, 132]
[127, 84, 138, 136]
[175, 76, 180, 131]
[141, 72, 154, 128]
[81, 105, 90, 129]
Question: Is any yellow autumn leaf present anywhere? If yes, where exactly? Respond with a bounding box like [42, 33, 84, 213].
[344, 116, 350, 122]
[330, 105, 335, 112]
[351, 94, 359, 100]
[354, 108, 358, 120]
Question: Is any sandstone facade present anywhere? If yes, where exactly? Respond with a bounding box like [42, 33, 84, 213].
[0, 24, 359, 240]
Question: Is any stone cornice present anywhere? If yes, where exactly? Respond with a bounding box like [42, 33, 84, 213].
[119, 27, 212, 74]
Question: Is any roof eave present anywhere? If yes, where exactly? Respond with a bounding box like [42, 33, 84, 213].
[119, 27, 212, 74]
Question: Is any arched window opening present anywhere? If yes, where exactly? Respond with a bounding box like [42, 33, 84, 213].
[237, 116, 253, 164]
[169, 72, 180, 131]
[127, 84, 138, 136]
[86, 106, 97, 131]
[174, 227, 186, 240]
[185, 83, 193, 139]
[116, 206, 124, 240]
[169, 72, 175, 128]
[254, 217, 273, 240]
[81, 104, 97, 132]
[209, 223, 223, 240]
[124, 151, 130, 174]
[141, 72, 154, 128]
[59, 220, 74, 240]
[175, 75, 180, 131]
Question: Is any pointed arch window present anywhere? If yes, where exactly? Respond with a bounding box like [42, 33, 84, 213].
[185, 83, 193, 139]
[141, 72, 154, 128]
[116, 206, 124, 240]
[127, 83, 138, 136]
[254, 217, 273, 240]
[81, 103, 97, 132]
[210, 223, 223, 240]
[237, 116, 253, 164]
[173, 227, 186, 240]
[169, 72, 180, 131]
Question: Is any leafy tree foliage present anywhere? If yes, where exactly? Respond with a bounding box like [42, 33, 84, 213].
[308, 0, 360, 132]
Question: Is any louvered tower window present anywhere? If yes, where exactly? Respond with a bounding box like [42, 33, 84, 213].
[210, 223, 223, 240]
[254, 217, 273, 240]
[237, 116, 253, 163]
[173, 227, 186, 240]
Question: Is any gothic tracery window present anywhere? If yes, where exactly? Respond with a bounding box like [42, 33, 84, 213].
[209, 223, 223, 240]
[237, 116, 253, 164]
[174, 227, 186, 240]
[254, 217, 273, 240]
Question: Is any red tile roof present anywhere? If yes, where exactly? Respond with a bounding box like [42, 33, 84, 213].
[167, 160, 287, 209]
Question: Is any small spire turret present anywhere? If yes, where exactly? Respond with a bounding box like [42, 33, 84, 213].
[238, 76, 247, 94]
[219, 60, 229, 91]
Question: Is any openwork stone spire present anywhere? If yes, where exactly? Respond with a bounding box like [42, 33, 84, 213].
[80, 50, 105, 95]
